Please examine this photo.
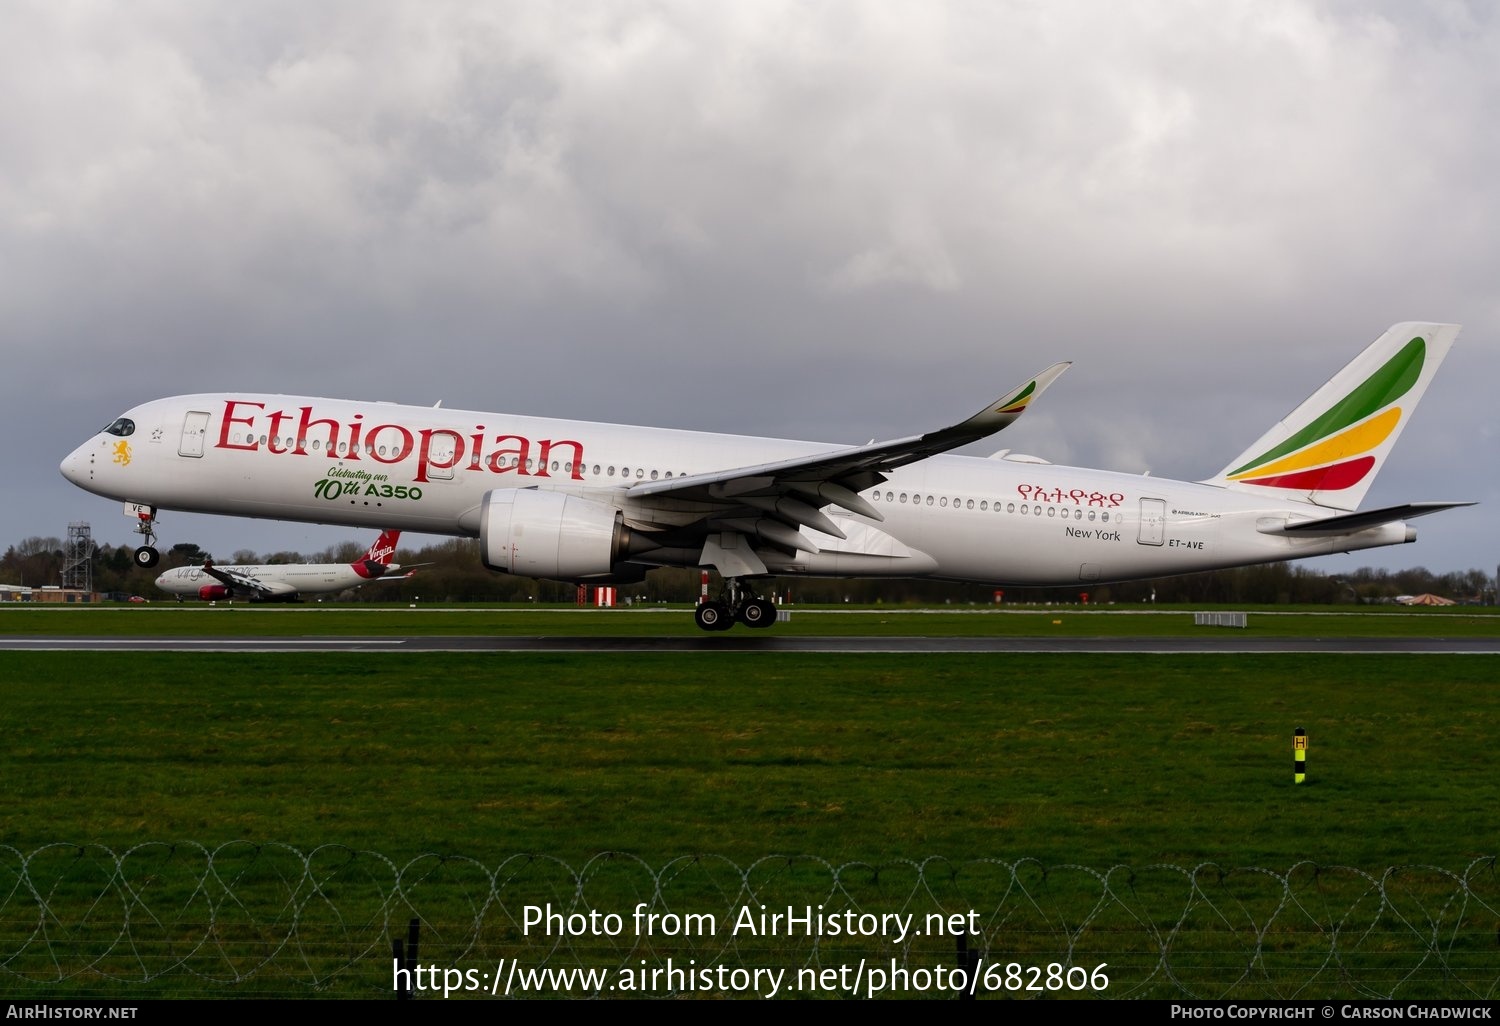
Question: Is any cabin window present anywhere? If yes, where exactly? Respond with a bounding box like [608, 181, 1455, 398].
[940, 497, 948, 507]
[980, 501, 988, 511]
[900, 493, 908, 503]
[967, 499, 974, 509]
[1047, 506, 1055, 517]
[1101, 512, 1110, 522]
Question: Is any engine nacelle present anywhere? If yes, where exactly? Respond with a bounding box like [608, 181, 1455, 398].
[480, 489, 632, 581]
[198, 584, 231, 601]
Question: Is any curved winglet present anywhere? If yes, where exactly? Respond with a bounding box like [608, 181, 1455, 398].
[922, 362, 1072, 448]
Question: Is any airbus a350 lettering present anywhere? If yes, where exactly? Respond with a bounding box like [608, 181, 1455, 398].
[60, 322, 1473, 630]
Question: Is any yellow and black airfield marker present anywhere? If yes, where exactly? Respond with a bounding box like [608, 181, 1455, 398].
[1294, 728, 1307, 785]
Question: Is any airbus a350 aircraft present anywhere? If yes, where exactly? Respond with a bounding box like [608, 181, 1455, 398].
[153, 529, 412, 602]
[60, 322, 1472, 630]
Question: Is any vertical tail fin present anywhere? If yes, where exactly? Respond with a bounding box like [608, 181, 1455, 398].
[354, 530, 401, 578]
[1203, 322, 1461, 511]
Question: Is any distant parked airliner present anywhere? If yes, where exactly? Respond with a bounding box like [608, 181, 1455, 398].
[153, 530, 413, 602]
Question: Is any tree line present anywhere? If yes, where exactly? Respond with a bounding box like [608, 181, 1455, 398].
[2, 534, 1494, 605]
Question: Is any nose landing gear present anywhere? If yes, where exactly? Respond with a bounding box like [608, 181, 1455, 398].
[129, 504, 161, 568]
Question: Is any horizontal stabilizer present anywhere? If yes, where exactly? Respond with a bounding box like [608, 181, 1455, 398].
[1265, 501, 1475, 536]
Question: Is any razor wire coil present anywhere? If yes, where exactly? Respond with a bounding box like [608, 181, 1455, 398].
[1, 844, 1496, 1000]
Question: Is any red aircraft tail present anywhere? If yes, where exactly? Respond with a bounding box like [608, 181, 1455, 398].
[354, 530, 401, 579]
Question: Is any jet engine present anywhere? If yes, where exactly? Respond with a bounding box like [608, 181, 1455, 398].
[198, 585, 231, 601]
[480, 489, 632, 580]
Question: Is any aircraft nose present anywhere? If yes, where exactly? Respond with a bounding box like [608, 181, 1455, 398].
[60, 443, 93, 487]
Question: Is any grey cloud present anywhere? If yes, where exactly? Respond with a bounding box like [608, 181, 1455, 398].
[4, 1, 1494, 571]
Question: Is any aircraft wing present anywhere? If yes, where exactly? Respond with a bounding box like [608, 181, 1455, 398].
[200, 563, 296, 599]
[626, 363, 1071, 531]
[620, 363, 1069, 576]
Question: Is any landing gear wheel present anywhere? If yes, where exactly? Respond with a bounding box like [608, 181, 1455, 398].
[738, 598, 777, 629]
[695, 601, 734, 632]
[130, 505, 161, 568]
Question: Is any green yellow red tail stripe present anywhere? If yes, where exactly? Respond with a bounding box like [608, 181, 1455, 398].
[1224, 335, 1426, 492]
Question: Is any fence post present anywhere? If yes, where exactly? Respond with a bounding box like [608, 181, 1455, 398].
[957, 932, 980, 999]
[394, 917, 421, 1000]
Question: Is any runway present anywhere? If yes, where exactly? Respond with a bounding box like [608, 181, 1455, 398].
[4, 635, 1498, 653]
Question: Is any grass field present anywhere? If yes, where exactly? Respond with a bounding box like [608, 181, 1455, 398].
[3, 648, 1497, 864]
[2, 607, 1497, 999]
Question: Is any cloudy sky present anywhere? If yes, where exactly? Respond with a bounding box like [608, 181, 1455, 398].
[4, 1, 1495, 578]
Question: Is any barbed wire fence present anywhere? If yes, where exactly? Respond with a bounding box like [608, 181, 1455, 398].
[1, 844, 1497, 1000]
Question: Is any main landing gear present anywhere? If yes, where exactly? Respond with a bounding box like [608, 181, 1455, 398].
[131, 505, 161, 568]
[694, 578, 778, 632]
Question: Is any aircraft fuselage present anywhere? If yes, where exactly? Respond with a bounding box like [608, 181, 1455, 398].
[61, 393, 1412, 588]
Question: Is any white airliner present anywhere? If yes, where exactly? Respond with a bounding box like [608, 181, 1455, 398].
[60, 322, 1472, 630]
[152, 529, 412, 602]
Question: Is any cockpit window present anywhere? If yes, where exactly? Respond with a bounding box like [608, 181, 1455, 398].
[104, 418, 135, 437]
